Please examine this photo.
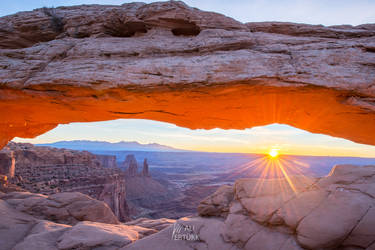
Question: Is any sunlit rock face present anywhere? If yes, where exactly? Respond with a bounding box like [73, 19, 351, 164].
[124, 165, 375, 250]
[0, 1, 375, 148]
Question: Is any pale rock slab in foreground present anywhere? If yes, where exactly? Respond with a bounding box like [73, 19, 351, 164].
[125, 165, 375, 250]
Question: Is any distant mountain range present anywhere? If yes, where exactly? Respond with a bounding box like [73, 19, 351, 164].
[36, 140, 189, 152]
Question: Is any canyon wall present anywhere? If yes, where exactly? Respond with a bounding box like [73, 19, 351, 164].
[0, 1, 374, 148]
[0, 142, 129, 221]
[0, 153, 14, 177]
[120, 154, 171, 219]
[96, 154, 118, 168]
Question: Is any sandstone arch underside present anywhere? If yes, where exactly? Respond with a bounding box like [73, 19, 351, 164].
[0, 1, 375, 149]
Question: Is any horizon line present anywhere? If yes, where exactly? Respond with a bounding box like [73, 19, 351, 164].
[12, 139, 375, 159]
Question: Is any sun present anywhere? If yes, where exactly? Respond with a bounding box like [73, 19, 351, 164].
[268, 148, 279, 158]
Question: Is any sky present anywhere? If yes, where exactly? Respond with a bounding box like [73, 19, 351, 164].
[13, 120, 375, 158]
[5, 1, 375, 157]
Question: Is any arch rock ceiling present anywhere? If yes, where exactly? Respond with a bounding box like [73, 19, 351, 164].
[0, 1, 375, 148]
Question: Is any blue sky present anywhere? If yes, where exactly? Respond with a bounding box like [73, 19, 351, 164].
[5, 1, 375, 157]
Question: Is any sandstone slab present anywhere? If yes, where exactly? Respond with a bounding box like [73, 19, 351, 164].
[122, 217, 235, 250]
[13, 220, 71, 250]
[0, 199, 36, 250]
[0, 1, 374, 148]
[194, 164, 375, 250]
[1, 191, 119, 225]
[198, 184, 234, 217]
[125, 217, 176, 231]
[57, 221, 140, 249]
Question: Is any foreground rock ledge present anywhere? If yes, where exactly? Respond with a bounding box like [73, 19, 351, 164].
[123, 164, 375, 250]
[2, 164, 373, 249]
[0, 1, 375, 147]
[0, 191, 175, 250]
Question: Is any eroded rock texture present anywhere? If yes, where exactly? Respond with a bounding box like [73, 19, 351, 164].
[0, 1, 375, 148]
[1, 164, 375, 249]
[123, 164, 375, 250]
[120, 154, 171, 219]
[96, 154, 118, 169]
[122, 155, 139, 177]
[0, 142, 129, 221]
[0, 191, 170, 250]
[0, 191, 119, 225]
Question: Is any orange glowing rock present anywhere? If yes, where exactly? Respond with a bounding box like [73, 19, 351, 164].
[0, 1, 374, 149]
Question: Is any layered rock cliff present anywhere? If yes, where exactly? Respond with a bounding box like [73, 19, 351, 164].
[0, 1, 374, 149]
[121, 154, 171, 219]
[96, 154, 118, 169]
[122, 154, 139, 177]
[0, 142, 129, 221]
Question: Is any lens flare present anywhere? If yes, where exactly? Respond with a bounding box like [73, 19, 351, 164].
[224, 151, 312, 195]
[222, 153, 315, 226]
[268, 148, 279, 158]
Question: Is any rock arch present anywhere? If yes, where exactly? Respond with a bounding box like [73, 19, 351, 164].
[0, 1, 375, 148]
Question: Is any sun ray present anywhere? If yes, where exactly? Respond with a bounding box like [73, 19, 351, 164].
[226, 149, 313, 196]
[276, 158, 298, 193]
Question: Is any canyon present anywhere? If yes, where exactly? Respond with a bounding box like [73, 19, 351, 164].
[0, 142, 130, 221]
[1, 164, 374, 249]
[0, 141, 215, 221]
[0, 142, 184, 221]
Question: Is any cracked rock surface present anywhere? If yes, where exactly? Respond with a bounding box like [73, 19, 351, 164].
[122, 164, 375, 250]
[0, 1, 375, 148]
[0, 191, 120, 225]
[0, 191, 173, 250]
